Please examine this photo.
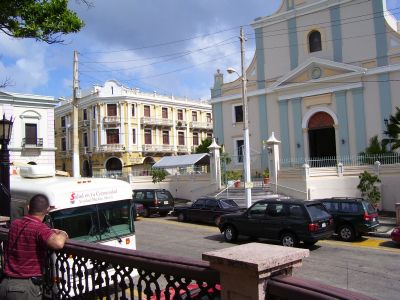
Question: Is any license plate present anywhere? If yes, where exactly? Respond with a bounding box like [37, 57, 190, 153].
[321, 222, 326, 228]
[164, 201, 169, 204]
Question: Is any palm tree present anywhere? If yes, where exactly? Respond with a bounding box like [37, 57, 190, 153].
[383, 106, 400, 151]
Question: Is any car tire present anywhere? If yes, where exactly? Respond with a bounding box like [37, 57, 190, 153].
[223, 225, 238, 243]
[143, 208, 151, 218]
[280, 232, 298, 247]
[177, 212, 186, 222]
[339, 225, 355, 242]
[214, 216, 221, 226]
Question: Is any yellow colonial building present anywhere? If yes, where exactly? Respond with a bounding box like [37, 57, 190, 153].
[55, 80, 212, 176]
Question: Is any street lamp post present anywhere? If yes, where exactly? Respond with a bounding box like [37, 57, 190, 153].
[227, 26, 252, 208]
[0, 114, 14, 218]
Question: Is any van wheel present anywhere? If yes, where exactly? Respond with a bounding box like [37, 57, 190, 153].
[143, 208, 151, 218]
[223, 225, 237, 243]
[281, 232, 298, 247]
[339, 225, 355, 242]
[177, 212, 185, 222]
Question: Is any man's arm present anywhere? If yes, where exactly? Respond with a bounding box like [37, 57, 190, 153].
[46, 230, 69, 250]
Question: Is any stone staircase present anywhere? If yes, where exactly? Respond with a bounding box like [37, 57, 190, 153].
[210, 185, 278, 208]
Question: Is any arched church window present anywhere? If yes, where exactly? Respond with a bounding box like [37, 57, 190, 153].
[309, 30, 322, 53]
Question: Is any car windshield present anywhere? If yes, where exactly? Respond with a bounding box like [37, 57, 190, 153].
[306, 203, 331, 220]
[362, 201, 377, 214]
[219, 199, 239, 208]
[49, 200, 134, 242]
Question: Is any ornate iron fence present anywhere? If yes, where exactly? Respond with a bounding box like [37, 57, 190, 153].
[0, 228, 220, 300]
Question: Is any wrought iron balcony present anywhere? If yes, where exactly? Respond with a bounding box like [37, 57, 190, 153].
[103, 116, 120, 123]
[21, 138, 43, 148]
[79, 120, 90, 127]
[177, 145, 189, 153]
[142, 144, 175, 153]
[190, 121, 213, 130]
[97, 144, 125, 152]
[141, 117, 174, 127]
[175, 120, 187, 127]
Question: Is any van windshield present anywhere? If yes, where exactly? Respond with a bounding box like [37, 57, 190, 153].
[49, 200, 133, 242]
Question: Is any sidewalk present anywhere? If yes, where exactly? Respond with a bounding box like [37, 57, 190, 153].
[368, 215, 397, 238]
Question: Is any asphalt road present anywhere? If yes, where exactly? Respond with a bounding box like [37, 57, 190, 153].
[134, 216, 400, 300]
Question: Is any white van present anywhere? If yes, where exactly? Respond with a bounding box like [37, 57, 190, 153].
[10, 165, 136, 250]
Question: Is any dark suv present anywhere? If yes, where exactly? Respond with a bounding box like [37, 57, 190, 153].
[219, 198, 334, 247]
[319, 197, 379, 241]
[132, 189, 174, 217]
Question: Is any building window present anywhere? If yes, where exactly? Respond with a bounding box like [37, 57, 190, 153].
[162, 107, 168, 119]
[92, 106, 96, 119]
[131, 104, 135, 117]
[177, 109, 183, 120]
[93, 130, 97, 146]
[178, 132, 185, 145]
[61, 116, 66, 128]
[234, 105, 243, 123]
[83, 109, 87, 120]
[61, 138, 66, 151]
[309, 30, 322, 53]
[144, 129, 152, 144]
[235, 139, 244, 163]
[83, 132, 88, 147]
[193, 132, 199, 146]
[206, 113, 211, 123]
[25, 123, 37, 145]
[192, 111, 197, 121]
[162, 130, 169, 145]
[107, 104, 117, 116]
[207, 133, 212, 140]
[106, 129, 119, 144]
[132, 129, 136, 144]
[144, 105, 151, 117]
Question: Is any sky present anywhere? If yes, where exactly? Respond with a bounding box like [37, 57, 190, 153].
[1, 0, 400, 101]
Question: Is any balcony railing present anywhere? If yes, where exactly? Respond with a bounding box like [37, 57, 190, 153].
[79, 120, 90, 127]
[176, 120, 187, 127]
[177, 145, 189, 153]
[190, 121, 213, 130]
[97, 144, 125, 152]
[142, 144, 175, 152]
[21, 138, 43, 148]
[103, 116, 120, 123]
[141, 117, 174, 127]
[0, 228, 375, 300]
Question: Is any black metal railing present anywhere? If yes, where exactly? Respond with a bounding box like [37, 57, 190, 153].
[22, 137, 43, 147]
[1, 228, 220, 299]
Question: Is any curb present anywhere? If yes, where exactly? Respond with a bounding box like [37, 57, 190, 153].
[367, 230, 393, 239]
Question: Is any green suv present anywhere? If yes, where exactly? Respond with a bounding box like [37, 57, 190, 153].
[132, 189, 175, 217]
[319, 197, 379, 241]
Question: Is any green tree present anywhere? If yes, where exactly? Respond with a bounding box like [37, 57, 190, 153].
[357, 171, 381, 207]
[383, 106, 400, 151]
[195, 138, 212, 154]
[151, 168, 167, 184]
[359, 135, 389, 156]
[0, 0, 85, 44]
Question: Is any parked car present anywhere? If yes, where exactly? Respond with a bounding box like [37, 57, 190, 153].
[172, 197, 242, 225]
[218, 198, 334, 247]
[391, 226, 400, 245]
[318, 197, 379, 241]
[132, 189, 174, 217]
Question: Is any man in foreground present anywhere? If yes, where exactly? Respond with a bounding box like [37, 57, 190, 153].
[0, 194, 69, 300]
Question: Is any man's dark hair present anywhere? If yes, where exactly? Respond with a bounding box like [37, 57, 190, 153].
[28, 194, 50, 214]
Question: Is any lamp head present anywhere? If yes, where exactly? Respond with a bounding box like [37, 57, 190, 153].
[226, 67, 237, 75]
[0, 114, 14, 145]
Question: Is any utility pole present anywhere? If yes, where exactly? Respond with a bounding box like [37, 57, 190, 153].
[240, 27, 252, 208]
[72, 50, 80, 178]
